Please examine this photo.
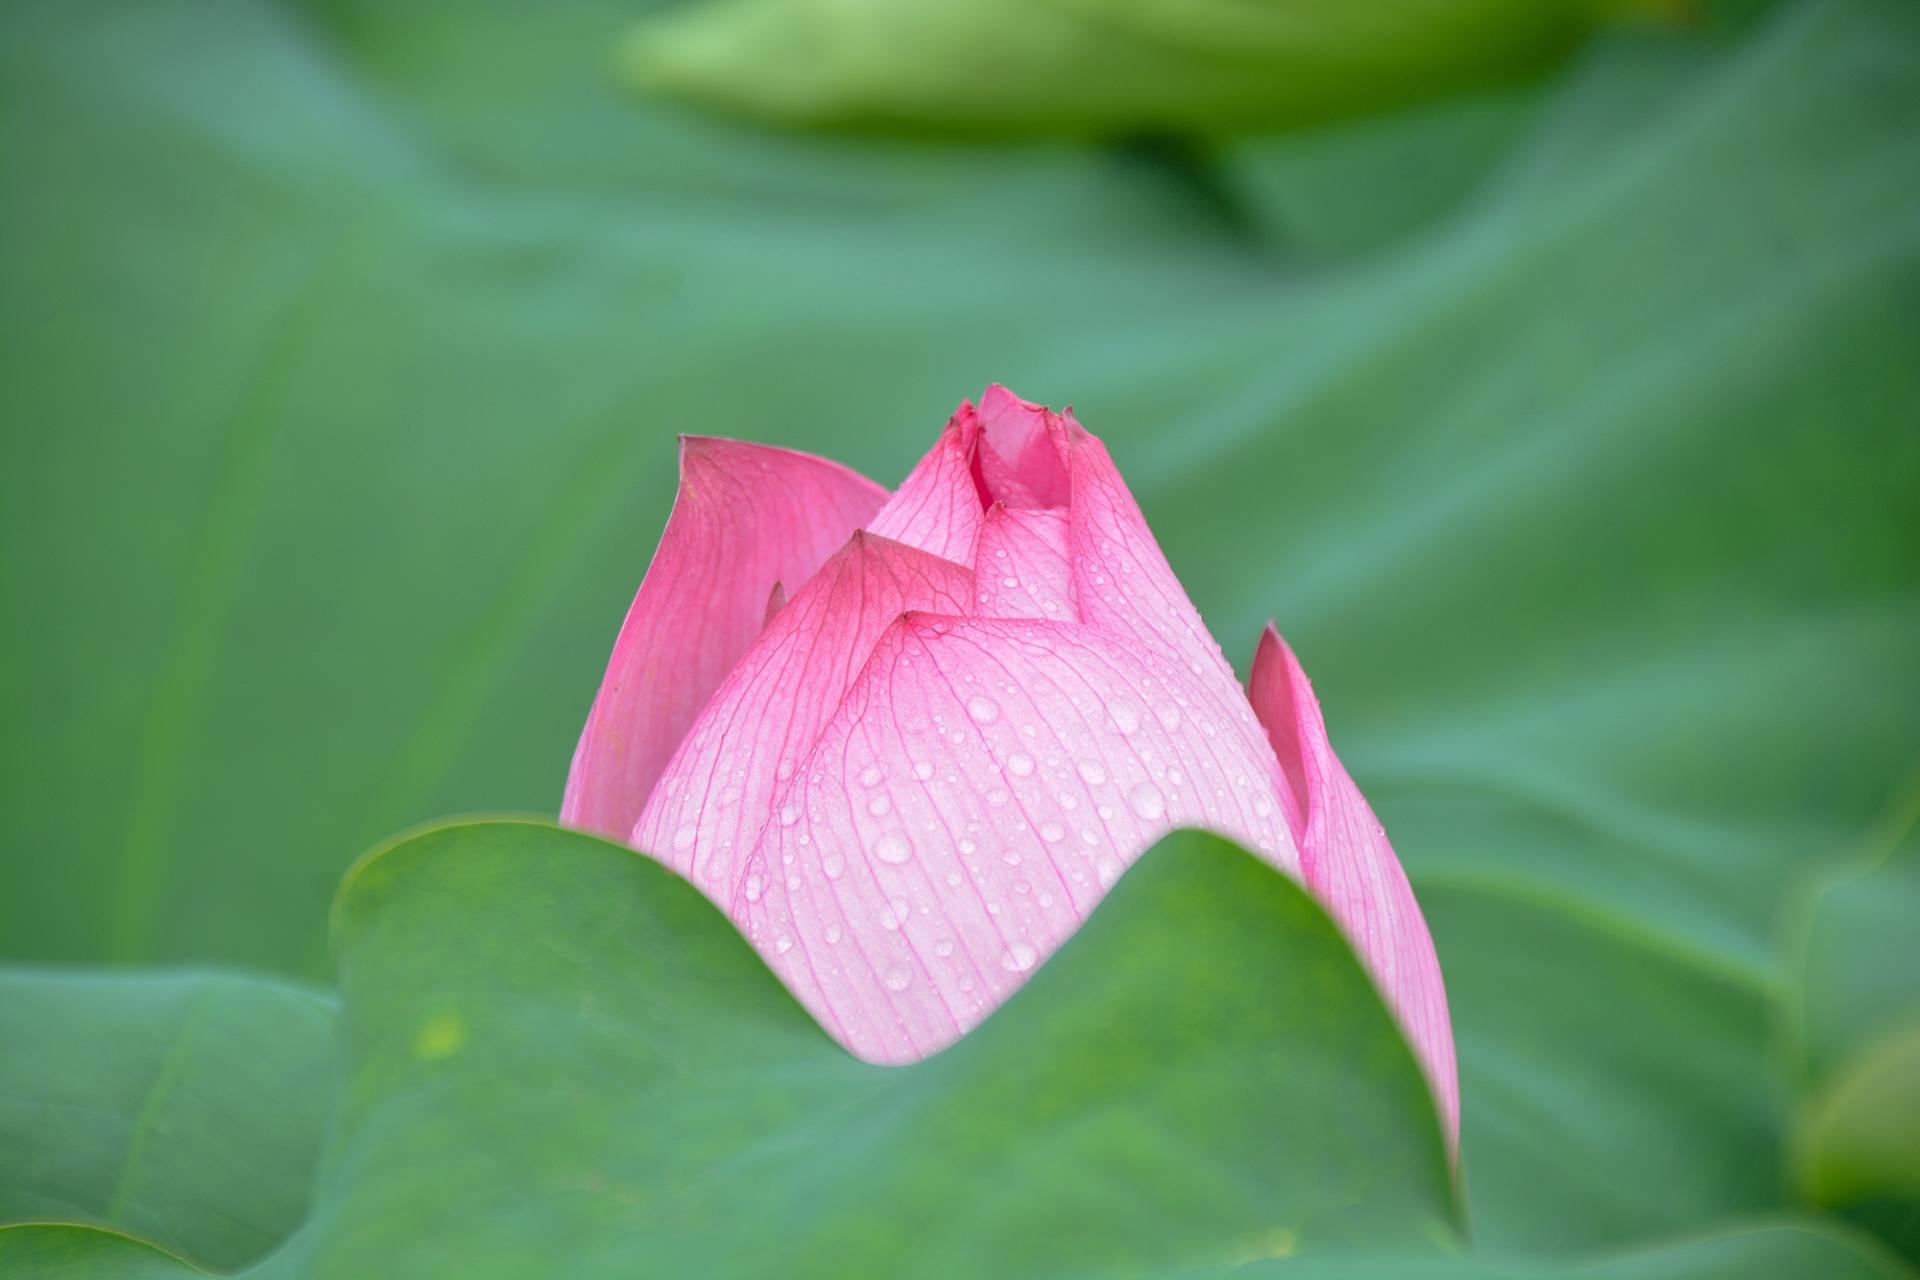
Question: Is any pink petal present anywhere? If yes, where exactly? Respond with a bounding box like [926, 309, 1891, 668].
[633, 532, 974, 896]
[1062, 424, 1243, 700]
[971, 505, 1074, 621]
[561, 438, 886, 842]
[1250, 625, 1460, 1149]
[974, 384, 1071, 509]
[866, 408, 985, 565]
[739, 613, 1299, 1063]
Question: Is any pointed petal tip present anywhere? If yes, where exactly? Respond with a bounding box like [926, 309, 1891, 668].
[563, 435, 888, 843]
[1248, 620, 1460, 1156]
[680, 434, 889, 498]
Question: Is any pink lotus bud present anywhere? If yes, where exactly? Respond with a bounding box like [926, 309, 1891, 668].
[565, 387, 1457, 1144]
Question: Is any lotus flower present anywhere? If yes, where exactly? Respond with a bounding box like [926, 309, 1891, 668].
[564, 387, 1458, 1143]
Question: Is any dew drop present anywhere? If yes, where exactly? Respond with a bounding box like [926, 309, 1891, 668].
[867, 794, 892, 817]
[1076, 761, 1108, 786]
[775, 934, 794, 954]
[777, 803, 801, 827]
[1039, 822, 1066, 843]
[1096, 856, 1124, 888]
[672, 824, 697, 852]
[822, 850, 846, 878]
[1129, 783, 1167, 820]
[860, 764, 885, 787]
[882, 963, 914, 992]
[1110, 701, 1142, 734]
[1000, 942, 1038, 972]
[873, 831, 914, 864]
[934, 937, 955, 958]
[743, 872, 765, 901]
[1154, 702, 1181, 731]
[1007, 752, 1035, 777]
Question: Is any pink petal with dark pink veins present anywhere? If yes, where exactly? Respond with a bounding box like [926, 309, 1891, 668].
[972, 505, 1074, 621]
[633, 532, 974, 898]
[866, 409, 985, 565]
[1250, 625, 1460, 1149]
[739, 613, 1298, 1063]
[562, 438, 885, 842]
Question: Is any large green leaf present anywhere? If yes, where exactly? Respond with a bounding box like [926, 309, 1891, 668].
[0, 822, 1456, 1276]
[297, 820, 1450, 1275]
[3, 0, 1917, 1261]
[2, 822, 1906, 1279]
[0, 971, 335, 1271]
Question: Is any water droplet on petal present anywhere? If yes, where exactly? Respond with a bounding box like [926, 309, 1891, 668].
[822, 850, 846, 878]
[672, 824, 697, 852]
[1129, 783, 1167, 820]
[860, 764, 885, 787]
[1001, 942, 1038, 972]
[883, 963, 914, 992]
[1155, 702, 1181, 730]
[867, 794, 892, 817]
[1076, 761, 1108, 786]
[1007, 753, 1035, 777]
[873, 831, 914, 864]
[777, 803, 801, 827]
[913, 760, 935, 781]
[1110, 701, 1141, 734]
[775, 934, 794, 954]
[1096, 856, 1124, 887]
[1040, 822, 1066, 843]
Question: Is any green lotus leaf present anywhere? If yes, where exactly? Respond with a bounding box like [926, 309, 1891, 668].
[0, 971, 334, 1271]
[289, 820, 1451, 1275]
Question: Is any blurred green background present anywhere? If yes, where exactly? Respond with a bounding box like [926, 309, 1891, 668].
[2, 0, 1917, 1270]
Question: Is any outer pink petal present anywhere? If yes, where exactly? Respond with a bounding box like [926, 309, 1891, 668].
[1250, 624, 1460, 1149]
[1063, 424, 1242, 698]
[738, 613, 1299, 1063]
[561, 438, 886, 842]
[633, 532, 974, 897]
[865, 409, 985, 565]
[971, 505, 1075, 621]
